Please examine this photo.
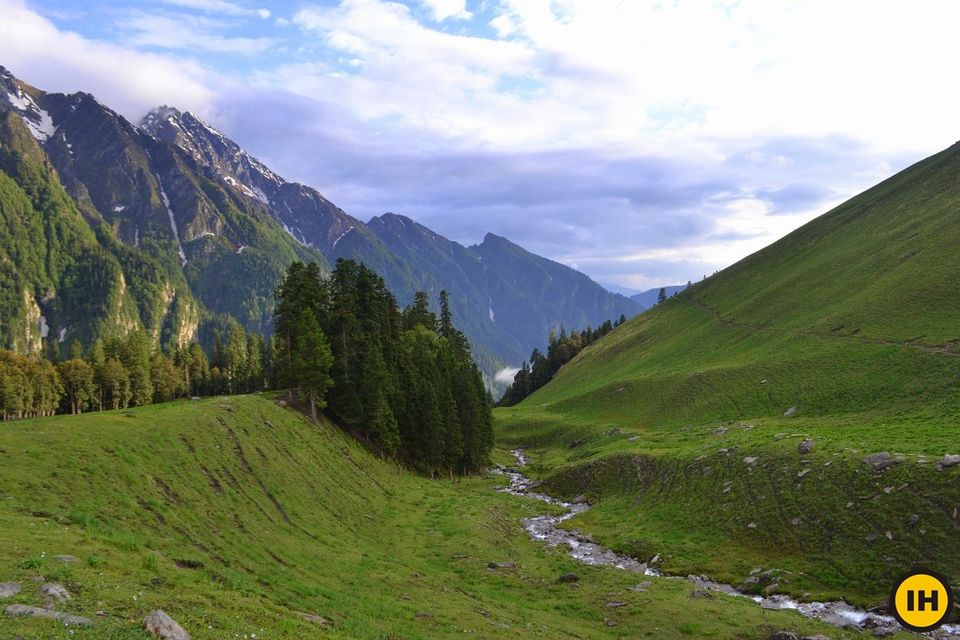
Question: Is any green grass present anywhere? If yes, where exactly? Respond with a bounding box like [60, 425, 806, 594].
[494, 142, 960, 607]
[0, 396, 878, 639]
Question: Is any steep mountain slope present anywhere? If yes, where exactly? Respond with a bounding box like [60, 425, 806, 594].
[0, 396, 853, 639]
[496, 141, 960, 602]
[630, 284, 687, 310]
[139, 107, 640, 375]
[0, 108, 141, 353]
[0, 66, 327, 351]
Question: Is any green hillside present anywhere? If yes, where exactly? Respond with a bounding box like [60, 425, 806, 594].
[0, 396, 866, 639]
[495, 142, 960, 604]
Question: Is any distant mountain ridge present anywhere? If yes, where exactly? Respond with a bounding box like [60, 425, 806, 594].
[0, 65, 639, 380]
[630, 284, 689, 310]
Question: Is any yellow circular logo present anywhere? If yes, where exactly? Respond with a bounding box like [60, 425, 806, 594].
[890, 569, 953, 631]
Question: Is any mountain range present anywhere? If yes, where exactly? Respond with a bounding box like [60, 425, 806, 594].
[0, 66, 638, 380]
[629, 284, 688, 310]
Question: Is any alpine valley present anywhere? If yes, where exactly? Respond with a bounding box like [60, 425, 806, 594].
[0, 66, 638, 381]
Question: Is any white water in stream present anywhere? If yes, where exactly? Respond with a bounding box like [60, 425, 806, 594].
[494, 449, 959, 637]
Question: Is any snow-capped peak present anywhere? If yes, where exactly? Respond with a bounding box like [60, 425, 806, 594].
[0, 69, 57, 143]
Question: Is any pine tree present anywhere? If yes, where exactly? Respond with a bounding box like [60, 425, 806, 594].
[657, 287, 667, 304]
[292, 309, 334, 420]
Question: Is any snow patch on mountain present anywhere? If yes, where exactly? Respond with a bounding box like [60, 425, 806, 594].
[332, 226, 354, 248]
[5, 86, 56, 142]
[155, 173, 187, 266]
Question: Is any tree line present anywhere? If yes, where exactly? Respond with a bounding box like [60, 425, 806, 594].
[0, 258, 494, 476]
[0, 324, 266, 419]
[272, 259, 493, 476]
[498, 315, 627, 407]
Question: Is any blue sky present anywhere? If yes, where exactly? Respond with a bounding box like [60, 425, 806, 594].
[3, 0, 958, 292]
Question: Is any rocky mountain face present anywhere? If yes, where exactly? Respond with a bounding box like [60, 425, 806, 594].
[0, 66, 638, 379]
[0, 66, 326, 354]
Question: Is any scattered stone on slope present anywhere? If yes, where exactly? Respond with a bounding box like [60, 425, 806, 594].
[863, 452, 899, 470]
[52, 555, 79, 563]
[606, 601, 627, 608]
[797, 468, 811, 478]
[6, 604, 91, 626]
[415, 611, 433, 619]
[40, 583, 71, 602]
[0, 583, 20, 598]
[798, 439, 815, 454]
[743, 456, 758, 465]
[936, 454, 960, 470]
[768, 632, 799, 640]
[558, 573, 579, 583]
[783, 406, 797, 417]
[298, 612, 332, 626]
[143, 610, 190, 640]
[487, 561, 516, 570]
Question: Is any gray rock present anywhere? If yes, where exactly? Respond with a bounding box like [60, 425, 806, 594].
[743, 456, 758, 465]
[40, 583, 71, 602]
[6, 604, 91, 626]
[760, 599, 782, 610]
[143, 610, 190, 640]
[606, 601, 628, 608]
[0, 583, 20, 598]
[790, 517, 803, 526]
[415, 611, 433, 619]
[938, 454, 960, 470]
[764, 582, 780, 595]
[298, 612, 331, 626]
[768, 633, 799, 640]
[801, 636, 831, 640]
[783, 406, 797, 417]
[52, 555, 79, 563]
[747, 522, 757, 529]
[487, 561, 516, 570]
[558, 573, 579, 583]
[797, 468, 811, 478]
[571, 495, 588, 504]
[864, 452, 898, 470]
[798, 438, 815, 454]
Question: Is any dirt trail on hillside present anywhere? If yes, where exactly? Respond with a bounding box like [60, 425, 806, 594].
[687, 296, 960, 358]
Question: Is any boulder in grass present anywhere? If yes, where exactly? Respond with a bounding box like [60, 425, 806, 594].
[143, 610, 190, 640]
[6, 604, 90, 626]
[0, 583, 20, 598]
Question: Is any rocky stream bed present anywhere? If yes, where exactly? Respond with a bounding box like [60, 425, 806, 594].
[494, 449, 959, 638]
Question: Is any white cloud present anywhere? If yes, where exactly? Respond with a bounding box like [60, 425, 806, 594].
[419, 0, 472, 22]
[160, 0, 265, 17]
[494, 367, 519, 384]
[0, 0, 215, 119]
[121, 13, 276, 54]
[257, 8, 271, 19]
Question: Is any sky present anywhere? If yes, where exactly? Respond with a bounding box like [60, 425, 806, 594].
[1, 0, 958, 293]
